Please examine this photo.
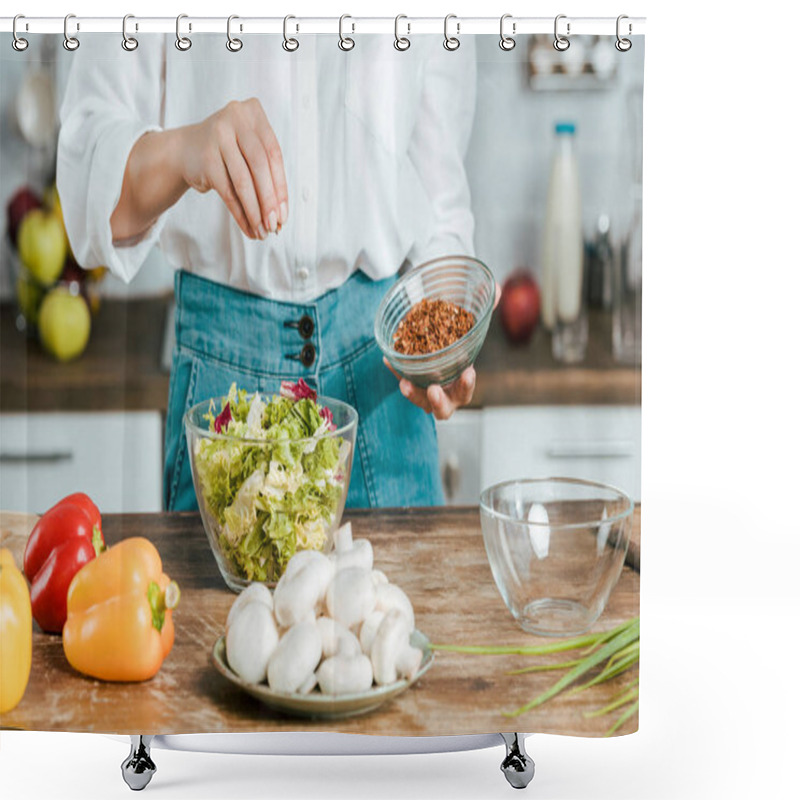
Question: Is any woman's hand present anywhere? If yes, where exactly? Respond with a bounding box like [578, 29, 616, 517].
[179, 99, 288, 239]
[111, 98, 287, 243]
[385, 282, 501, 421]
[384, 360, 477, 421]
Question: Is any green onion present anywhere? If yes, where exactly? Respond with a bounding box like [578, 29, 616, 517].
[434, 616, 640, 735]
[505, 618, 640, 717]
[507, 658, 584, 675]
[604, 699, 639, 737]
[584, 687, 638, 718]
[431, 618, 635, 657]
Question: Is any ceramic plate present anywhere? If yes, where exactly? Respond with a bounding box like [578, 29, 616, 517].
[212, 629, 434, 720]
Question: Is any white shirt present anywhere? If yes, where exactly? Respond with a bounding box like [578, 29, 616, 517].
[57, 34, 476, 302]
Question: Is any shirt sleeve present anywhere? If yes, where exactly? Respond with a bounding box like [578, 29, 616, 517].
[56, 36, 167, 283]
[405, 39, 477, 267]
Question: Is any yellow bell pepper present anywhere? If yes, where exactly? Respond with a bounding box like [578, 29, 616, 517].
[0, 549, 32, 714]
[63, 537, 180, 682]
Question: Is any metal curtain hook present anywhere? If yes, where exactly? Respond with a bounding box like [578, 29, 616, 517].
[122, 14, 138, 51]
[443, 14, 460, 51]
[394, 14, 410, 51]
[499, 13, 516, 51]
[616, 14, 632, 51]
[227, 15, 242, 52]
[339, 14, 355, 51]
[553, 14, 570, 51]
[63, 13, 80, 51]
[283, 15, 299, 52]
[175, 13, 192, 51]
[12, 14, 29, 51]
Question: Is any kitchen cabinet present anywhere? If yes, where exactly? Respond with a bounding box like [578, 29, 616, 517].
[435, 410, 483, 505]
[438, 405, 640, 506]
[481, 405, 641, 502]
[0, 411, 163, 514]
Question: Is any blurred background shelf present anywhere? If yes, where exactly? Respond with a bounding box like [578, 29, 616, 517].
[0, 296, 170, 413]
[473, 310, 639, 407]
[0, 297, 638, 414]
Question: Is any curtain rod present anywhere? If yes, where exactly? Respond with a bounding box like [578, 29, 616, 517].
[0, 16, 646, 37]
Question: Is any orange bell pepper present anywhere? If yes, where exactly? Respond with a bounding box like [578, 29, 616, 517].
[63, 537, 180, 682]
[0, 549, 32, 713]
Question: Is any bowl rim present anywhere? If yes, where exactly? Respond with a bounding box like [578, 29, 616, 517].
[479, 477, 635, 530]
[184, 392, 358, 446]
[374, 254, 496, 364]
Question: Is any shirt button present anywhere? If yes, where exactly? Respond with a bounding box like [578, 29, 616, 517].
[302, 186, 310, 202]
[300, 343, 316, 368]
[297, 267, 310, 282]
[302, 93, 311, 109]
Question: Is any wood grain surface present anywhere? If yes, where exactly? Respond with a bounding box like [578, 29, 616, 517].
[0, 508, 639, 737]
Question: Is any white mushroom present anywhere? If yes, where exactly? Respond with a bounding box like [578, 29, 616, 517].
[316, 616, 361, 659]
[296, 607, 318, 626]
[331, 539, 373, 572]
[371, 569, 389, 587]
[226, 582, 273, 634]
[297, 672, 318, 695]
[279, 548, 331, 585]
[273, 555, 334, 628]
[371, 610, 423, 685]
[226, 601, 279, 684]
[333, 522, 353, 552]
[267, 621, 322, 694]
[358, 610, 386, 656]
[395, 643, 423, 681]
[375, 583, 415, 633]
[325, 567, 376, 628]
[316, 654, 373, 695]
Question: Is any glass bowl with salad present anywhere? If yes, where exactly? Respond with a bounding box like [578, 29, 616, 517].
[185, 380, 357, 592]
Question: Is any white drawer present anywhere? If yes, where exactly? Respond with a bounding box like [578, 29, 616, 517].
[481, 406, 641, 502]
[435, 410, 483, 505]
[0, 412, 163, 514]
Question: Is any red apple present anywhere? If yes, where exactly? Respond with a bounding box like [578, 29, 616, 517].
[7, 187, 42, 247]
[499, 270, 541, 344]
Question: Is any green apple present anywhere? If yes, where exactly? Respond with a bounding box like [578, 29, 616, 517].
[15, 271, 44, 325]
[43, 184, 75, 261]
[38, 287, 91, 362]
[17, 209, 68, 287]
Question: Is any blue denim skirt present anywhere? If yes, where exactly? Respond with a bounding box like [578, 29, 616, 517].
[163, 271, 443, 511]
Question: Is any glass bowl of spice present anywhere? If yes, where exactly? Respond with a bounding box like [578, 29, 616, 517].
[374, 255, 496, 388]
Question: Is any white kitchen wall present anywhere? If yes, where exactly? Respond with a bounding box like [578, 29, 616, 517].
[466, 36, 645, 285]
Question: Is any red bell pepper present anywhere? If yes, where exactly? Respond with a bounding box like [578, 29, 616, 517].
[58, 492, 102, 532]
[23, 494, 105, 633]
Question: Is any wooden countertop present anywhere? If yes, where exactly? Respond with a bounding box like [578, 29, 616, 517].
[0, 507, 639, 737]
[1, 296, 638, 413]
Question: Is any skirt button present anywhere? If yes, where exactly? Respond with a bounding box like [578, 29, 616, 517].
[300, 343, 316, 367]
[298, 315, 315, 339]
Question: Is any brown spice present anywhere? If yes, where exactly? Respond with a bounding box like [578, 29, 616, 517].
[393, 298, 475, 355]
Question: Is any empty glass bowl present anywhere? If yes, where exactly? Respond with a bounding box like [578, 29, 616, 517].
[374, 255, 496, 388]
[480, 478, 634, 637]
[185, 394, 357, 592]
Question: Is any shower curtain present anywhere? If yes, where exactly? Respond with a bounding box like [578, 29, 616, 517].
[0, 16, 643, 745]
